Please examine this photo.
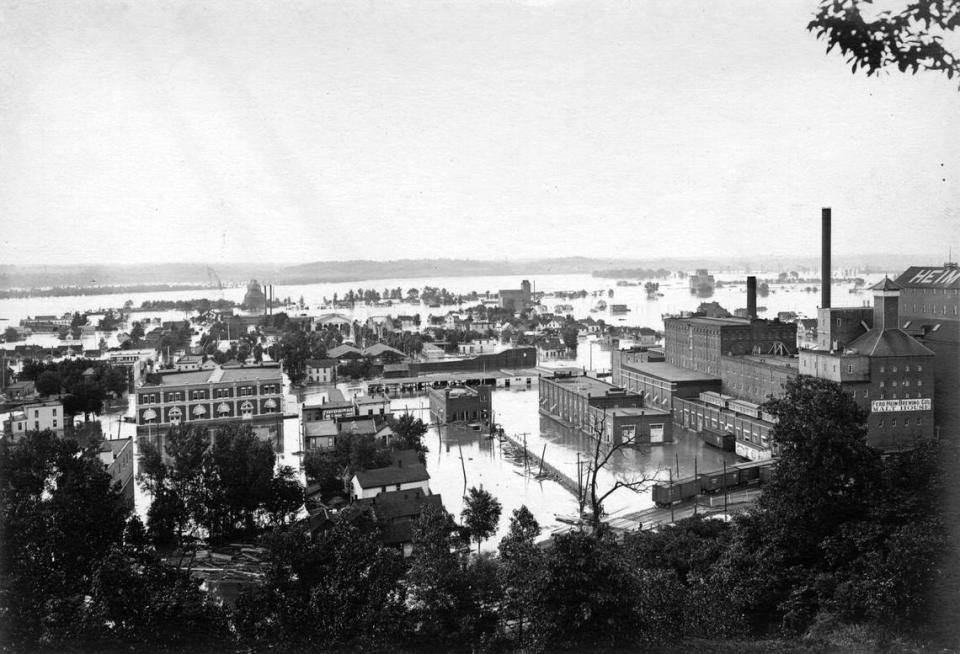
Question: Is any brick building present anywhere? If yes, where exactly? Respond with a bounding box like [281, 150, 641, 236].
[894, 263, 959, 440]
[136, 363, 284, 449]
[3, 399, 65, 440]
[428, 384, 492, 423]
[538, 372, 652, 441]
[611, 353, 720, 413]
[662, 316, 797, 375]
[800, 278, 935, 449]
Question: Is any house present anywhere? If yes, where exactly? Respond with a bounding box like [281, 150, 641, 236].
[175, 355, 204, 371]
[3, 380, 37, 401]
[304, 419, 338, 451]
[305, 358, 337, 384]
[359, 488, 444, 557]
[350, 453, 431, 500]
[395, 315, 419, 333]
[98, 438, 135, 506]
[3, 399, 65, 440]
[354, 393, 391, 417]
[428, 385, 492, 424]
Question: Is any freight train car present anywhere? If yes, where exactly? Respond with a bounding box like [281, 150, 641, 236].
[651, 459, 776, 507]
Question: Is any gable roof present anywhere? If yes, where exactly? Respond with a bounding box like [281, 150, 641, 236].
[362, 343, 405, 358]
[305, 358, 337, 368]
[327, 344, 363, 359]
[354, 463, 430, 489]
[339, 419, 378, 436]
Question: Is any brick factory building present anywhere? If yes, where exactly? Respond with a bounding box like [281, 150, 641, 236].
[800, 278, 935, 450]
[662, 315, 797, 375]
[894, 262, 959, 440]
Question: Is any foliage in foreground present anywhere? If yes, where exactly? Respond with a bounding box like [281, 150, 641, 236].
[1, 376, 950, 652]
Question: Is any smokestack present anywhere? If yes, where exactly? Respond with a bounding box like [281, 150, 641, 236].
[746, 276, 757, 319]
[821, 207, 831, 309]
[262, 285, 268, 315]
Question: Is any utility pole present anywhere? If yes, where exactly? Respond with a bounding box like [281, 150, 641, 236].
[723, 460, 728, 514]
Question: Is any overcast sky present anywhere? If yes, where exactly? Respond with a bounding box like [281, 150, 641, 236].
[1, 0, 958, 265]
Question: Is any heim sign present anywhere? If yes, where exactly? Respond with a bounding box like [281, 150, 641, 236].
[871, 398, 931, 413]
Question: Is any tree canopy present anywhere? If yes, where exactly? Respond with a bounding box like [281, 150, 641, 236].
[809, 0, 960, 84]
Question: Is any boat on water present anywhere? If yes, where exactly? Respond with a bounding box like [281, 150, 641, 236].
[594, 300, 607, 311]
[610, 304, 630, 314]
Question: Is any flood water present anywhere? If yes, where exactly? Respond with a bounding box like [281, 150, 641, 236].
[0, 270, 888, 548]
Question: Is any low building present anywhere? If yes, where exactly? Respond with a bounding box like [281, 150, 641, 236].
[305, 358, 337, 384]
[3, 399, 65, 439]
[428, 384, 493, 423]
[538, 372, 644, 438]
[175, 355, 205, 371]
[589, 406, 673, 446]
[355, 394, 390, 417]
[3, 380, 37, 402]
[358, 488, 444, 557]
[98, 438, 135, 506]
[303, 419, 338, 451]
[351, 454, 431, 500]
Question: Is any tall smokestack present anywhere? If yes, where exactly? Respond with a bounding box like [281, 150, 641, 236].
[262, 284, 268, 315]
[822, 207, 831, 309]
[746, 276, 757, 319]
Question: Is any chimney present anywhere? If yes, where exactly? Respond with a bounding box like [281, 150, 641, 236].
[746, 276, 757, 319]
[262, 285, 268, 315]
[821, 207, 831, 309]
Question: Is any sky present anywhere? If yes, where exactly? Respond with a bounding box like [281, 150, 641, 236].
[1, 0, 958, 266]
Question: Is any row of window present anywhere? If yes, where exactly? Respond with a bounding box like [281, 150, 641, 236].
[905, 303, 958, 316]
[879, 364, 921, 373]
[904, 287, 960, 295]
[141, 385, 282, 404]
[877, 416, 922, 428]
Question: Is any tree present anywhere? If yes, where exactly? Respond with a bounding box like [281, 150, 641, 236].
[714, 376, 892, 635]
[583, 415, 660, 537]
[389, 413, 429, 461]
[264, 465, 304, 527]
[498, 506, 545, 648]
[461, 486, 502, 555]
[0, 431, 129, 646]
[808, 0, 960, 84]
[35, 369, 61, 396]
[3, 326, 19, 342]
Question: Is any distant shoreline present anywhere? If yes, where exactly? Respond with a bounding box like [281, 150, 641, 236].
[0, 254, 920, 293]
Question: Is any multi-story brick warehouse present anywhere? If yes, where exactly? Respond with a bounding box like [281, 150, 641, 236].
[800, 278, 935, 449]
[895, 262, 959, 440]
[662, 316, 797, 375]
[136, 363, 284, 449]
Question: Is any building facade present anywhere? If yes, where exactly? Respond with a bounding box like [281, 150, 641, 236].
[538, 372, 645, 439]
[428, 385, 493, 423]
[894, 263, 959, 441]
[662, 316, 797, 375]
[3, 399, 65, 439]
[136, 364, 284, 448]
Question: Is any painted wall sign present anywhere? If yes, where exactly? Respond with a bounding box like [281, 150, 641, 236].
[871, 398, 931, 413]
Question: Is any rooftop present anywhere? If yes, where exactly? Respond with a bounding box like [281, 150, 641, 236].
[354, 463, 430, 489]
[895, 265, 960, 290]
[607, 407, 670, 416]
[545, 374, 638, 398]
[846, 328, 935, 358]
[304, 420, 338, 438]
[620, 359, 722, 383]
[142, 364, 282, 387]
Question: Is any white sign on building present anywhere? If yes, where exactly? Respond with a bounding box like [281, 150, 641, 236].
[871, 398, 931, 413]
